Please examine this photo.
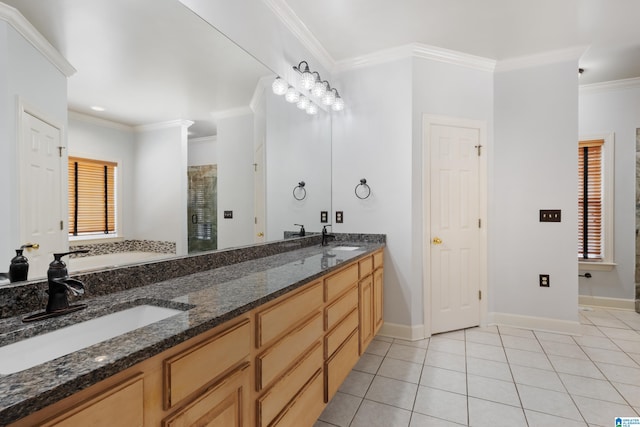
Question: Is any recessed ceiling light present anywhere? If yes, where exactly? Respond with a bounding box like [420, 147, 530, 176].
[90, 106, 105, 112]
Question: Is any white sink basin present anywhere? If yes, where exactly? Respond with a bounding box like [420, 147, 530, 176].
[0, 305, 183, 375]
[332, 246, 360, 251]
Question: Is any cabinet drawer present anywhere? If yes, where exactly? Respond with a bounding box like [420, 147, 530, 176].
[324, 263, 358, 302]
[257, 342, 322, 427]
[42, 374, 144, 427]
[325, 308, 358, 358]
[325, 330, 359, 402]
[257, 311, 322, 391]
[359, 256, 373, 278]
[373, 250, 384, 269]
[162, 363, 250, 427]
[272, 369, 324, 427]
[325, 285, 358, 331]
[164, 318, 251, 408]
[256, 281, 322, 348]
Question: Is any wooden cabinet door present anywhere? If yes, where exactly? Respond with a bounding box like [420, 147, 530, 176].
[358, 276, 373, 353]
[162, 363, 250, 427]
[373, 268, 384, 335]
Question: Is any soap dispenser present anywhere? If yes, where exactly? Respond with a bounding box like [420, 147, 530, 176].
[8, 243, 39, 283]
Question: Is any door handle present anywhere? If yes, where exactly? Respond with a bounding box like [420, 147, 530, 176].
[257, 232, 264, 237]
[432, 237, 443, 245]
[191, 214, 197, 224]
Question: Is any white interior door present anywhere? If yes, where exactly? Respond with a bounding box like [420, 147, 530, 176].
[254, 141, 265, 243]
[428, 121, 482, 334]
[20, 112, 66, 280]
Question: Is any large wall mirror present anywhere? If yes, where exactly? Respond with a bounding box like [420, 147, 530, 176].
[3, 0, 332, 279]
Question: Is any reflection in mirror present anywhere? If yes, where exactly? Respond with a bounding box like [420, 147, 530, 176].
[2, 0, 332, 280]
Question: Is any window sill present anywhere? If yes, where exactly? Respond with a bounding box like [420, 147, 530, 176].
[578, 261, 616, 272]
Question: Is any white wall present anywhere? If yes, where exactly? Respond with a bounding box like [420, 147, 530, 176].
[0, 21, 68, 262]
[188, 136, 217, 166]
[67, 113, 135, 239]
[332, 58, 413, 327]
[578, 83, 640, 300]
[133, 121, 190, 255]
[216, 112, 255, 249]
[265, 90, 331, 240]
[492, 59, 580, 326]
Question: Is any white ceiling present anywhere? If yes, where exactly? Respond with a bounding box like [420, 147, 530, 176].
[4, 0, 640, 137]
[282, 0, 640, 84]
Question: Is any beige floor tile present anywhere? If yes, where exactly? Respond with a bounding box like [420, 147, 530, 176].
[394, 338, 431, 349]
[582, 346, 638, 367]
[612, 382, 640, 407]
[409, 412, 466, 426]
[501, 335, 543, 352]
[353, 353, 384, 374]
[467, 374, 520, 406]
[547, 354, 605, 380]
[539, 340, 589, 359]
[465, 341, 507, 363]
[378, 357, 423, 384]
[596, 362, 640, 385]
[387, 343, 427, 364]
[559, 373, 626, 404]
[573, 334, 618, 350]
[517, 384, 581, 419]
[425, 350, 466, 373]
[612, 338, 640, 354]
[413, 386, 468, 425]
[572, 395, 639, 426]
[465, 330, 502, 346]
[510, 364, 565, 391]
[420, 366, 467, 395]
[318, 391, 362, 427]
[351, 399, 412, 427]
[428, 337, 466, 356]
[468, 397, 526, 427]
[338, 370, 375, 397]
[365, 376, 419, 410]
[505, 348, 554, 370]
[498, 326, 535, 338]
[365, 339, 392, 356]
[524, 410, 587, 427]
[534, 330, 577, 343]
[598, 327, 640, 341]
[466, 357, 513, 381]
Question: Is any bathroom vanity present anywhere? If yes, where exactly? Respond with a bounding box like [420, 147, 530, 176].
[0, 237, 384, 426]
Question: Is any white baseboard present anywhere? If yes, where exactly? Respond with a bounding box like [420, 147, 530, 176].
[378, 322, 426, 341]
[488, 312, 581, 335]
[578, 295, 636, 311]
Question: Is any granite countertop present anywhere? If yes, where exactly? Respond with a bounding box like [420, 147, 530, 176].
[0, 241, 384, 425]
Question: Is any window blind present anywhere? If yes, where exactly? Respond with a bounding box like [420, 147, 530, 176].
[68, 157, 116, 235]
[578, 140, 603, 260]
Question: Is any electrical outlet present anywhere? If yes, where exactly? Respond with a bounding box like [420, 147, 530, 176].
[540, 210, 561, 222]
[320, 211, 328, 223]
[539, 274, 550, 287]
[224, 210, 233, 219]
[336, 211, 344, 223]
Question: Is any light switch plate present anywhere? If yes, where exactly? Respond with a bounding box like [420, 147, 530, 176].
[540, 210, 561, 222]
[321, 211, 328, 223]
[336, 211, 344, 223]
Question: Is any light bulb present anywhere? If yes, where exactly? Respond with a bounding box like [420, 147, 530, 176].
[322, 88, 336, 106]
[332, 96, 345, 111]
[306, 103, 318, 115]
[300, 70, 315, 90]
[285, 87, 299, 103]
[272, 77, 287, 95]
[297, 95, 310, 110]
[312, 80, 327, 98]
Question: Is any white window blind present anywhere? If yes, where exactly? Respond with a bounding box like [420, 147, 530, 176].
[68, 157, 116, 235]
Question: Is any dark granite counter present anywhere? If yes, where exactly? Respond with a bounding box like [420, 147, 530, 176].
[0, 239, 384, 425]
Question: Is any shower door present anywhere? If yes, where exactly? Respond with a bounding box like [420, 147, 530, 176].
[188, 165, 217, 253]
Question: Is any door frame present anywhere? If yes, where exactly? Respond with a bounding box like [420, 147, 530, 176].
[422, 114, 488, 337]
[17, 97, 68, 254]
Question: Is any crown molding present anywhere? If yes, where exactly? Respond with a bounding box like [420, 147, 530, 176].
[261, 0, 334, 73]
[135, 119, 194, 133]
[68, 110, 134, 132]
[579, 77, 640, 94]
[0, 3, 76, 77]
[210, 106, 253, 121]
[333, 43, 496, 73]
[495, 45, 588, 73]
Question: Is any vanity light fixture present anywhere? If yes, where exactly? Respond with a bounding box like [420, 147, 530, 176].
[312, 78, 327, 98]
[272, 77, 288, 95]
[296, 95, 310, 110]
[321, 88, 336, 106]
[305, 103, 318, 115]
[294, 61, 315, 90]
[284, 86, 299, 103]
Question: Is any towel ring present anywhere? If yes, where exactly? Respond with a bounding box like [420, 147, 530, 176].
[355, 178, 371, 199]
[293, 181, 306, 200]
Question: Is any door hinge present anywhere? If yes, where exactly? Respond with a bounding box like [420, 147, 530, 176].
[60, 220, 63, 230]
[478, 290, 482, 300]
[57, 146, 65, 157]
[474, 144, 482, 156]
[478, 218, 481, 228]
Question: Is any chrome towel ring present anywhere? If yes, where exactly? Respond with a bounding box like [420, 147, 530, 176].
[355, 178, 371, 199]
[293, 181, 306, 200]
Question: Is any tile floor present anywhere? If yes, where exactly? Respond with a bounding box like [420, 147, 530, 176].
[314, 307, 640, 427]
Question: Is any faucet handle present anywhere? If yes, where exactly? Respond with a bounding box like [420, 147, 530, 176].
[52, 278, 85, 296]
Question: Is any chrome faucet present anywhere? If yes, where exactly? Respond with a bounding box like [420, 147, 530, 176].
[293, 224, 306, 237]
[322, 225, 335, 246]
